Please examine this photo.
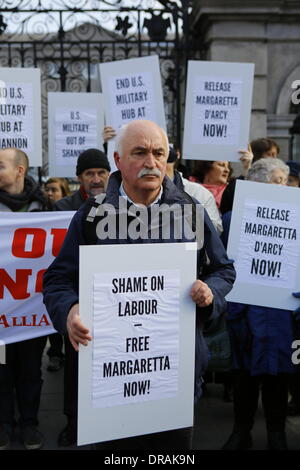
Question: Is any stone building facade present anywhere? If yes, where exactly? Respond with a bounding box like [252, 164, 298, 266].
[191, 0, 300, 160]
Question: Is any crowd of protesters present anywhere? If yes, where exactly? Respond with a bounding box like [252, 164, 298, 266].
[0, 122, 300, 451]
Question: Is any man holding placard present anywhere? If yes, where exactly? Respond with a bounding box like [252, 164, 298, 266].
[43, 120, 235, 449]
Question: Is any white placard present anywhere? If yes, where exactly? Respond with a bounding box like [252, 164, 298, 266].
[0, 68, 42, 167]
[226, 180, 300, 310]
[78, 242, 196, 446]
[99, 55, 166, 170]
[93, 269, 180, 409]
[48, 92, 105, 177]
[183, 61, 254, 162]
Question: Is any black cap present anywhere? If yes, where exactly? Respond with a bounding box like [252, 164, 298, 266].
[167, 146, 177, 163]
[286, 160, 300, 178]
[76, 148, 111, 176]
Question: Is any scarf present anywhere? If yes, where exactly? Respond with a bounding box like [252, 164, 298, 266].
[201, 183, 227, 209]
[0, 176, 48, 212]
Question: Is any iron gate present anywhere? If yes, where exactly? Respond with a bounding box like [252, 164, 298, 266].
[0, 0, 200, 173]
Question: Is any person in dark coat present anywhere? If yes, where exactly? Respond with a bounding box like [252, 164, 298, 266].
[0, 147, 51, 450]
[221, 157, 299, 451]
[44, 177, 72, 373]
[43, 120, 236, 449]
[52, 148, 111, 447]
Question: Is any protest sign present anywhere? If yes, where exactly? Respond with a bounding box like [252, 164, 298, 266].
[99, 55, 166, 170]
[0, 67, 42, 166]
[0, 341, 5, 365]
[0, 212, 74, 344]
[48, 92, 104, 177]
[183, 61, 254, 162]
[78, 242, 196, 445]
[226, 180, 300, 310]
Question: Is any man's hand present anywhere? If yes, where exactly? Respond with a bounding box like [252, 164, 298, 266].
[67, 304, 92, 352]
[190, 280, 214, 308]
[103, 125, 116, 143]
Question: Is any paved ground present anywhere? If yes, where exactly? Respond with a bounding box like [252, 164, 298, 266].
[6, 345, 300, 452]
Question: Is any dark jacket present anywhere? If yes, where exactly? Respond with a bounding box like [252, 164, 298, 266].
[54, 188, 86, 211]
[43, 171, 236, 400]
[222, 210, 300, 375]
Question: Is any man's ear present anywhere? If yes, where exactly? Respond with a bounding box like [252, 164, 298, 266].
[114, 152, 121, 170]
[18, 165, 26, 178]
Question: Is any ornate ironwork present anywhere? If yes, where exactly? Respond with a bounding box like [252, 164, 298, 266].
[115, 15, 132, 37]
[0, 0, 199, 173]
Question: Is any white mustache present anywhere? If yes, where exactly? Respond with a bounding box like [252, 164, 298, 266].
[137, 168, 161, 178]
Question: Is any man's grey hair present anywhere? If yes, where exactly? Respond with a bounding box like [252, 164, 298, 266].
[115, 121, 169, 157]
[246, 157, 289, 183]
[115, 124, 129, 156]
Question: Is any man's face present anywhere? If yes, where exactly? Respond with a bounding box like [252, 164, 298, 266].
[78, 167, 110, 196]
[114, 122, 168, 200]
[0, 150, 20, 193]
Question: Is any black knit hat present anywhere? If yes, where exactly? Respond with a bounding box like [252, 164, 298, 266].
[76, 148, 110, 176]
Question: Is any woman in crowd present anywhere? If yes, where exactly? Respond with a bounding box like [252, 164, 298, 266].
[189, 160, 234, 399]
[220, 138, 280, 216]
[221, 158, 299, 451]
[44, 177, 71, 203]
[251, 137, 279, 163]
[189, 160, 232, 210]
[44, 177, 71, 371]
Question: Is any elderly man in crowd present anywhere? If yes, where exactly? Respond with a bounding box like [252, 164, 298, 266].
[43, 120, 235, 449]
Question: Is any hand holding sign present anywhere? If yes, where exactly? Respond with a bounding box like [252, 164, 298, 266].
[190, 280, 214, 307]
[103, 125, 116, 143]
[67, 303, 92, 351]
[239, 143, 253, 176]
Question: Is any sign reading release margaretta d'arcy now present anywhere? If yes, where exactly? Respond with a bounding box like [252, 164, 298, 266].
[183, 61, 254, 162]
[226, 180, 300, 311]
[78, 243, 196, 446]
